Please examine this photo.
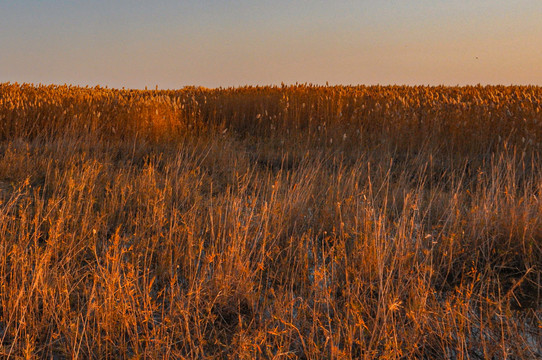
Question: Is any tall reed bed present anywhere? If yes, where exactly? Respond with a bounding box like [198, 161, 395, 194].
[0, 83, 540, 358]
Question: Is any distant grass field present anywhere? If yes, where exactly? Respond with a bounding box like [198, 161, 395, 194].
[0, 83, 541, 359]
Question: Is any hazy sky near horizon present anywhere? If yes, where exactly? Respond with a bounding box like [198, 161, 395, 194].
[1, 1, 541, 89]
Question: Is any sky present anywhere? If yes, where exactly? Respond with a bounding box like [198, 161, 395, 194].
[1, 0, 541, 89]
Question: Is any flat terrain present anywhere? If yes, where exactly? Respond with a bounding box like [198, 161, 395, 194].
[0, 83, 541, 359]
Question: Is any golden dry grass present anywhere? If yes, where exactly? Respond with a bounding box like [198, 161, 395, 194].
[0, 83, 541, 359]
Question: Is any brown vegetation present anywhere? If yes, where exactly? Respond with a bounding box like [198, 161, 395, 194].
[0, 83, 541, 359]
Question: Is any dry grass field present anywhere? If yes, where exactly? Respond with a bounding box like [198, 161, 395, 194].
[0, 83, 541, 359]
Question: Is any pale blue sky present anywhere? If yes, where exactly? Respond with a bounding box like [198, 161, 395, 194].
[1, 1, 541, 88]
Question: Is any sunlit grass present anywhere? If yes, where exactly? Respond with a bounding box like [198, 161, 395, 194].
[0, 83, 540, 358]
